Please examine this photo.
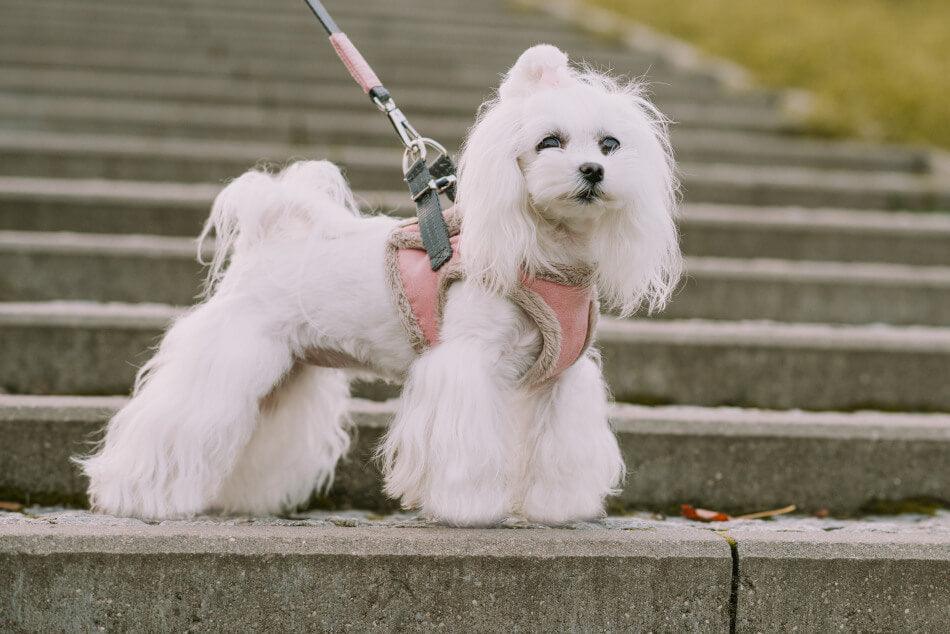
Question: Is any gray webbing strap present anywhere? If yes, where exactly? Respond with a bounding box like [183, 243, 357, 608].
[427, 154, 457, 202]
[405, 157, 453, 270]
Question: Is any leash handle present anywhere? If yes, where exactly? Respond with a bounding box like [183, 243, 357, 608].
[329, 34, 382, 94]
[304, 1, 382, 93]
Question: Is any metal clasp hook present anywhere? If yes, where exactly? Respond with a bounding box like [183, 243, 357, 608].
[372, 93, 424, 154]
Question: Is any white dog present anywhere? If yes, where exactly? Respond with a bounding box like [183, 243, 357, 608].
[78, 45, 682, 526]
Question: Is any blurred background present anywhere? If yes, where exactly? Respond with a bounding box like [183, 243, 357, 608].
[0, 0, 947, 519]
[596, 0, 950, 149]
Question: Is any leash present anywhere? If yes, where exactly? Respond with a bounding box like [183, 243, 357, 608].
[302, 0, 455, 270]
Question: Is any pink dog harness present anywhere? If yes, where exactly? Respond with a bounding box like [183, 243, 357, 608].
[385, 211, 598, 384]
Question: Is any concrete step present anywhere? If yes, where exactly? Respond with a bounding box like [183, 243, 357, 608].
[2, 395, 948, 515]
[1, 508, 948, 633]
[0, 38, 687, 87]
[682, 204, 950, 267]
[0, 0, 700, 84]
[0, 24, 667, 75]
[1, 510, 733, 632]
[0, 12, 617, 58]
[1, 302, 948, 411]
[0, 43, 725, 94]
[3, 178, 950, 266]
[681, 162, 950, 211]
[2, 132, 946, 209]
[3, 94, 932, 174]
[0, 66, 778, 110]
[0, 0, 595, 37]
[0, 92, 806, 141]
[0, 131, 411, 192]
[4, 231, 949, 326]
[669, 257, 950, 326]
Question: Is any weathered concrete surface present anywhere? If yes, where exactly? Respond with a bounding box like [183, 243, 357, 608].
[5, 178, 950, 266]
[0, 91, 805, 140]
[2, 130, 947, 209]
[598, 319, 950, 411]
[0, 176, 405, 236]
[3, 304, 950, 411]
[668, 257, 950, 326]
[3, 395, 948, 514]
[729, 529, 950, 632]
[2, 89, 925, 172]
[682, 204, 950, 266]
[6, 232, 950, 326]
[0, 515, 732, 633]
[0, 64, 776, 111]
[1, 508, 948, 632]
[614, 405, 950, 514]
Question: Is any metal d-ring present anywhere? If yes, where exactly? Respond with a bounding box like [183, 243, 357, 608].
[402, 137, 448, 174]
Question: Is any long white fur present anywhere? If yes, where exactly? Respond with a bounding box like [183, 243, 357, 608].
[78, 44, 682, 526]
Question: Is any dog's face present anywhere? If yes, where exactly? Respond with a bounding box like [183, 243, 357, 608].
[458, 45, 682, 316]
[517, 81, 649, 224]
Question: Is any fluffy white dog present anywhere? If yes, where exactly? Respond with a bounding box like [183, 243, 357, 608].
[79, 45, 682, 526]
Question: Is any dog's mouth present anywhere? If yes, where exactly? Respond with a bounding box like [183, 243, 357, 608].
[574, 186, 603, 204]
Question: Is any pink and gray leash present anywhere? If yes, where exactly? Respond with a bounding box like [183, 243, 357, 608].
[303, 0, 454, 270]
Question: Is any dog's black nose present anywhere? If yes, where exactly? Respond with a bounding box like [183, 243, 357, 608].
[579, 162, 604, 184]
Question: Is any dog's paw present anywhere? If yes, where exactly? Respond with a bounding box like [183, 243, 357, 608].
[519, 482, 606, 526]
[422, 483, 510, 528]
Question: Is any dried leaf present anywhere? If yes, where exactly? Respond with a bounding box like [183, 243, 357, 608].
[813, 508, 830, 519]
[735, 504, 796, 520]
[0, 501, 24, 512]
[680, 504, 731, 522]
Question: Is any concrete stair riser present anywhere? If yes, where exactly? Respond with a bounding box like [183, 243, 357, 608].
[4, 235, 950, 326]
[0, 26, 660, 73]
[0, 0, 598, 36]
[3, 179, 950, 265]
[0, 46, 725, 93]
[6, 119, 896, 173]
[3, 515, 947, 633]
[599, 319, 950, 411]
[730, 532, 950, 632]
[2, 133, 946, 209]
[1, 305, 949, 411]
[7, 93, 930, 173]
[0, 66, 778, 110]
[0, 16, 614, 56]
[681, 164, 950, 211]
[680, 205, 950, 267]
[0, 93, 805, 141]
[2, 396, 947, 514]
[1, 188, 948, 261]
[0, 523, 733, 632]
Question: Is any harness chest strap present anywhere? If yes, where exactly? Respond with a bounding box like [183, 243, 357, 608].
[385, 210, 599, 385]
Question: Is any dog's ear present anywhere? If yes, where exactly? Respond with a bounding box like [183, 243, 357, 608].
[499, 44, 571, 101]
[457, 98, 536, 294]
[584, 76, 684, 317]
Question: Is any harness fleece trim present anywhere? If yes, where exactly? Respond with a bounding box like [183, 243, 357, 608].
[385, 210, 599, 385]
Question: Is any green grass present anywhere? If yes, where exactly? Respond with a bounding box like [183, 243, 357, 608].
[590, 0, 950, 149]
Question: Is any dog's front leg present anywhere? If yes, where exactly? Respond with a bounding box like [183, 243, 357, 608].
[381, 286, 523, 527]
[518, 351, 625, 525]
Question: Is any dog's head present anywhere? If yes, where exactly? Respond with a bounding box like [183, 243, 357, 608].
[458, 45, 682, 316]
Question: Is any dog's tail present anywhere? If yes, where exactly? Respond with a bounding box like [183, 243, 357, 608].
[197, 160, 361, 295]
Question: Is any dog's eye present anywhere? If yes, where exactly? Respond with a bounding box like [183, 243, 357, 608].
[536, 135, 562, 151]
[599, 136, 620, 154]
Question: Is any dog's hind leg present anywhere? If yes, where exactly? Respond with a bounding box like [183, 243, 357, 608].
[78, 294, 297, 519]
[517, 351, 625, 525]
[213, 364, 351, 515]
